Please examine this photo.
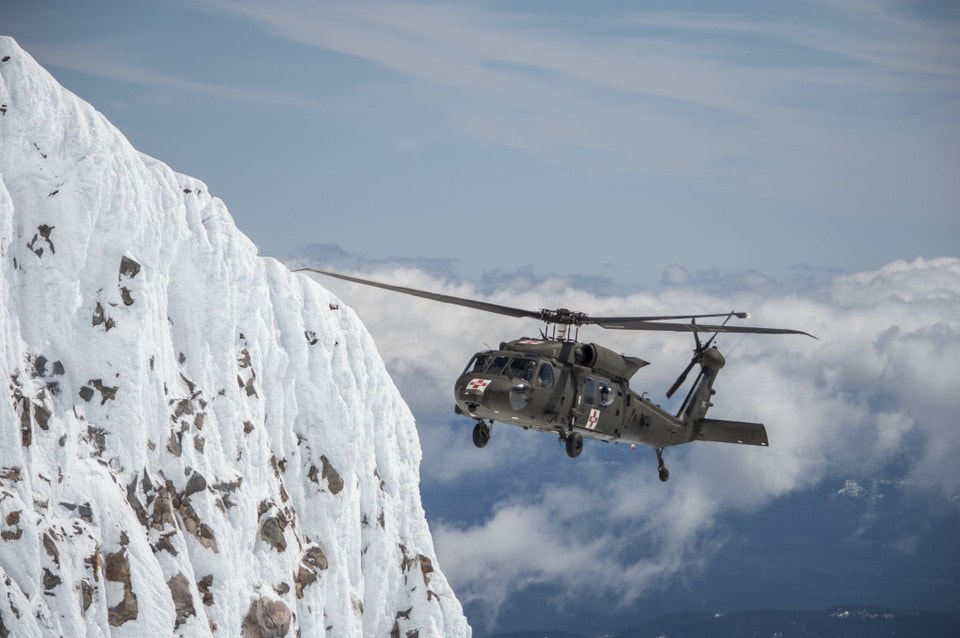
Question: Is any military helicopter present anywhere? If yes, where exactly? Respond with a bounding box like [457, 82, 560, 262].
[296, 268, 815, 481]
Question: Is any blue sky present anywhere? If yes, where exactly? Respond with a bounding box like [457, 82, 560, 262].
[5, 0, 958, 288]
[5, 2, 960, 634]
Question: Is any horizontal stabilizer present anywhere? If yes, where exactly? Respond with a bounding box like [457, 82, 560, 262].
[696, 419, 769, 446]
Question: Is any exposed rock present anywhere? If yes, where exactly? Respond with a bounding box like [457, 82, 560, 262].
[17, 396, 31, 447]
[41, 531, 60, 565]
[77, 503, 94, 523]
[151, 483, 176, 531]
[184, 471, 207, 498]
[91, 302, 115, 331]
[33, 403, 50, 430]
[126, 478, 148, 527]
[167, 572, 196, 629]
[104, 549, 138, 626]
[302, 546, 328, 571]
[80, 580, 94, 611]
[119, 256, 142, 306]
[80, 379, 118, 405]
[259, 515, 287, 553]
[294, 545, 329, 598]
[319, 455, 344, 494]
[179, 498, 219, 552]
[172, 398, 193, 418]
[419, 555, 435, 586]
[294, 565, 316, 599]
[241, 597, 291, 638]
[26, 224, 55, 257]
[197, 574, 214, 606]
[119, 255, 142, 278]
[400, 544, 435, 587]
[167, 430, 183, 457]
[42, 567, 61, 590]
[1, 511, 22, 541]
[84, 547, 102, 578]
[86, 426, 107, 455]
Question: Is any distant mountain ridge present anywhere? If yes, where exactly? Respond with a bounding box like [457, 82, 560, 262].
[488, 606, 960, 638]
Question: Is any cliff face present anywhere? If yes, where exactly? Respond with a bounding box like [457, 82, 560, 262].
[0, 36, 469, 637]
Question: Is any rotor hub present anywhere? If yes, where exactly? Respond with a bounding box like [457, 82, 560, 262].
[538, 308, 587, 326]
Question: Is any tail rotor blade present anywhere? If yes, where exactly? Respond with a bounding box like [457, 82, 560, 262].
[666, 358, 697, 399]
[667, 319, 708, 399]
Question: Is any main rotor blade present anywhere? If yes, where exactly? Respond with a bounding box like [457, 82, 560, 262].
[593, 318, 817, 338]
[295, 268, 541, 320]
[593, 312, 749, 322]
[296, 268, 817, 337]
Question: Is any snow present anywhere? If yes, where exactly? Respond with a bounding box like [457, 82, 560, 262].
[0, 36, 469, 637]
[836, 480, 867, 498]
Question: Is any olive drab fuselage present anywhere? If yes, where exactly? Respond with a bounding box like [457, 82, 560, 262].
[454, 337, 747, 451]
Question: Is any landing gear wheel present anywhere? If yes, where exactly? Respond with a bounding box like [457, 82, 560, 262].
[565, 432, 583, 458]
[656, 447, 669, 482]
[472, 422, 490, 448]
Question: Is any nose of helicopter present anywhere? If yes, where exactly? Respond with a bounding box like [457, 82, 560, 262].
[455, 376, 524, 416]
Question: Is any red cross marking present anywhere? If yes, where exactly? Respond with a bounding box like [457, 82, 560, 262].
[586, 408, 600, 430]
[466, 378, 491, 392]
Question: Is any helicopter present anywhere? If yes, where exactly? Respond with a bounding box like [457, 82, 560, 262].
[296, 268, 816, 481]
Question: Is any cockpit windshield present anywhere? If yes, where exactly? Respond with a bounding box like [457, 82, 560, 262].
[467, 354, 490, 373]
[506, 356, 537, 382]
[464, 353, 540, 382]
[486, 356, 509, 376]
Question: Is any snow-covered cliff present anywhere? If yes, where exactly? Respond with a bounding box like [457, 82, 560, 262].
[0, 36, 469, 637]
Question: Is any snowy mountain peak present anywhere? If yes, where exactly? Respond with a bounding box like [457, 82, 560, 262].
[837, 480, 867, 498]
[0, 36, 469, 637]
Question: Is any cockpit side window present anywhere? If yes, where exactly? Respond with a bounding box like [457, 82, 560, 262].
[536, 362, 555, 388]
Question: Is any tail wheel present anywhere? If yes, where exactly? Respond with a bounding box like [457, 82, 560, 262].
[656, 447, 670, 482]
[565, 432, 583, 458]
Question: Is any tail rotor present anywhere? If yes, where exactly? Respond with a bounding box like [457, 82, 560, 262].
[665, 312, 740, 399]
[666, 328, 705, 399]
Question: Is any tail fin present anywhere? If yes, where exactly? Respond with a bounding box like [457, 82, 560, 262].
[676, 347, 725, 423]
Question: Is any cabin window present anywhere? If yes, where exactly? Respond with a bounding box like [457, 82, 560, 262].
[583, 377, 596, 406]
[536, 362, 555, 388]
[583, 377, 615, 409]
[598, 380, 616, 408]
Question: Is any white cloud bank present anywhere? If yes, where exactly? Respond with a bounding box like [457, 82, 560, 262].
[300, 256, 960, 626]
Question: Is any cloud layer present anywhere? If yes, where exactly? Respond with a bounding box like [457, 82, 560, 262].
[300, 256, 960, 628]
